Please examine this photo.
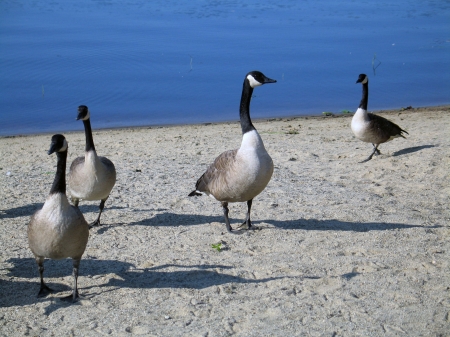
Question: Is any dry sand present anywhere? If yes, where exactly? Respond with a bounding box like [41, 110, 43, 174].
[0, 106, 449, 336]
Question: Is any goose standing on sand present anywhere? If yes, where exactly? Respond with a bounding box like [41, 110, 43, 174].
[351, 74, 408, 163]
[28, 134, 89, 302]
[189, 70, 276, 232]
[68, 105, 116, 227]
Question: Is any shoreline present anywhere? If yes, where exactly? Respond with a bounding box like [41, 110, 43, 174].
[2, 104, 449, 139]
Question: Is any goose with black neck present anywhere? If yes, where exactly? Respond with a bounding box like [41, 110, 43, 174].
[28, 134, 89, 302]
[68, 105, 116, 227]
[189, 70, 276, 232]
[351, 74, 408, 163]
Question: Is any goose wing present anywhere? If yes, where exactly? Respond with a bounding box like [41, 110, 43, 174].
[69, 156, 85, 171]
[190, 149, 238, 195]
[68, 156, 85, 186]
[99, 156, 116, 175]
[368, 113, 408, 141]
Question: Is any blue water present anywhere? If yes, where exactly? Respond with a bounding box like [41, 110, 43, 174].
[1, 1, 449, 136]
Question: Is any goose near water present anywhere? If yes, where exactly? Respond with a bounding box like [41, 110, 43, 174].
[28, 134, 89, 302]
[189, 70, 276, 232]
[68, 105, 116, 227]
[351, 74, 408, 163]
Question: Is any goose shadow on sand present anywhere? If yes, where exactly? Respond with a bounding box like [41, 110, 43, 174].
[392, 144, 436, 157]
[0, 203, 126, 219]
[127, 212, 439, 232]
[0, 203, 43, 219]
[2, 257, 286, 314]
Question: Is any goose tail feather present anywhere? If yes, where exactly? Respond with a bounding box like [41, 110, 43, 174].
[188, 190, 203, 197]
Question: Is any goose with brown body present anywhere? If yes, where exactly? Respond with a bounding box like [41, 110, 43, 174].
[189, 71, 276, 232]
[351, 74, 408, 163]
[68, 105, 116, 227]
[28, 134, 89, 302]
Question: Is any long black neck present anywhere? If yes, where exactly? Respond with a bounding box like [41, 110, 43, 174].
[239, 80, 256, 134]
[83, 119, 96, 152]
[49, 151, 67, 195]
[359, 81, 369, 110]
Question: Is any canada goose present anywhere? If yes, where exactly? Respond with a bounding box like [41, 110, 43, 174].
[189, 70, 276, 232]
[351, 74, 408, 163]
[68, 105, 116, 227]
[28, 134, 89, 302]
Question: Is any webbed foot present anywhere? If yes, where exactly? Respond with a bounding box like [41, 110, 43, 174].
[237, 220, 255, 230]
[37, 283, 53, 298]
[60, 290, 81, 303]
[89, 219, 101, 229]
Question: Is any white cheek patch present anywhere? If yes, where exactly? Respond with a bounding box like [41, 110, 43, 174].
[59, 139, 68, 152]
[361, 77, 368, 84]
[81, 109, 90, 120]
[247, 74, 262, 88]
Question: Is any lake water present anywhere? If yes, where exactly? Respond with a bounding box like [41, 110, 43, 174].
[1, 0, 449, 136]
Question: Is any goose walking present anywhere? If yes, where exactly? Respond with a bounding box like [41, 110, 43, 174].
[351, 74, 408, 163]
[189, 70, 276, 232]
[68, 105, 116, 227]
[28, 134, 89, 302]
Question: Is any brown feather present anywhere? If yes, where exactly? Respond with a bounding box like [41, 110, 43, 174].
[367, 113, 409, 144]
[195, 149, 238, 193]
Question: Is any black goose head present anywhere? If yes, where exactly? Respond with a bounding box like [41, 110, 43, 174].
[356, 74, 368, 84]
[48, 134, 68, 155]
[246, 71, 277, 88]
[76, 105, 90, 121]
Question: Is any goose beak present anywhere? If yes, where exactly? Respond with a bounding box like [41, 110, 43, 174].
[264, 77, 277, 84]
[47, 142, 58, 155]
[76, 113, 82, 121]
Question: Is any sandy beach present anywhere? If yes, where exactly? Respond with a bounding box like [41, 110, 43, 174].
[0, 106, 449, 336]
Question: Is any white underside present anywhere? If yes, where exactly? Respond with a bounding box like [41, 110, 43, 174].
[351, 108, 373, 142]
[38, 194, 78, 230]
[68, 151, 115, 200]
[29, 193, 88, 259]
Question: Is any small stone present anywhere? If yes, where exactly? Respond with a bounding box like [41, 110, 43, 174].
[88, 322, 98, 330]
[164, 315, 171, 320]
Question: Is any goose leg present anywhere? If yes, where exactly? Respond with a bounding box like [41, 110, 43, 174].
[360, 144, 380, 163]
[36, 257, 53, 297]
[90, 197, 108, 228]
[372, 144, 381, 155]
[61, 259, 81, 302]
[221, 202, 233, 232]
[238, 199, 253, 230]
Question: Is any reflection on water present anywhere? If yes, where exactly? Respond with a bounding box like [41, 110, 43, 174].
[0, 0, 449, 135]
